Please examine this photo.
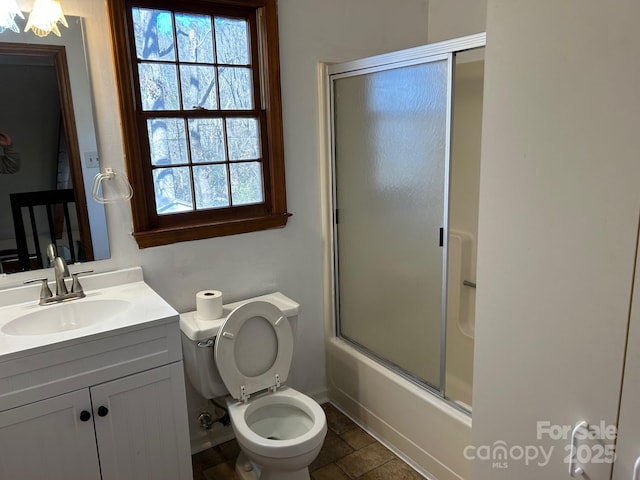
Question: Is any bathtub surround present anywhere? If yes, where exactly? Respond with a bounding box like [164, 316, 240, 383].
[325, 33, 484, 480]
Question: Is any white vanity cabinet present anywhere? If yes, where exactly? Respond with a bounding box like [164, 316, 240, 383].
[0, 389, 101, 479]
[0, 301, 192, 480]
[92, 362, 191, 480]
[0, 362, 190, 480]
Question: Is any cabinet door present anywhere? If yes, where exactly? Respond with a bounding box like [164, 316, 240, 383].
[612, 246, 640, 480]
[472, 0, 640, 479]
[91, 362, 192, 480]
[0, 389, 101, 480]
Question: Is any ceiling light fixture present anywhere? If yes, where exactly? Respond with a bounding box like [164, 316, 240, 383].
[24, 0, 68, 37]
[0, 0, 24, 33]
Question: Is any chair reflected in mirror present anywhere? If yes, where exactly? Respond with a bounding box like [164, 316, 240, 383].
[1, 189, 84, 273]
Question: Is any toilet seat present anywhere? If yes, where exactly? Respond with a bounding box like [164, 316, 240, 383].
[214, 300, 293, 401]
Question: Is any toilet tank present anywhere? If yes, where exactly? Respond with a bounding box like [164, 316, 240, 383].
[180, 292, 300, 399]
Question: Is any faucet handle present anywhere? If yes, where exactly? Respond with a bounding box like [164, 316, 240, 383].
[70, 270, 93, 295]
[24, 278, 53, 303]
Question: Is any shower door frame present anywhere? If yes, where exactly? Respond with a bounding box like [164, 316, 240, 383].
[327, 33, 486, 407]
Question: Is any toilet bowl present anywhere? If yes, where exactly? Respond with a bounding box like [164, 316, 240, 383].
[229, 387, 327, 480]
[180, 293, 327, 480]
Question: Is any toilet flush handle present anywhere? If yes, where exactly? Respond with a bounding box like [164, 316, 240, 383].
[197, 338, 214, 348]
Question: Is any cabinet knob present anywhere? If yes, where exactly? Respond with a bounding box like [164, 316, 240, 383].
[97, 406, 109, 417]
[79, 410, 91, 422]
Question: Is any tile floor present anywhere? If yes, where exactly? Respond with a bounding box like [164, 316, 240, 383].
[192, 403, 425, 480]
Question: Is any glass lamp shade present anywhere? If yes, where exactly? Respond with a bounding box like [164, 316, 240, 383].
[24, 0, 68, 37]
[0, 0, 24, 33]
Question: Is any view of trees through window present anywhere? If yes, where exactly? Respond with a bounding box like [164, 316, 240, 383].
[131, 7, 263, 215]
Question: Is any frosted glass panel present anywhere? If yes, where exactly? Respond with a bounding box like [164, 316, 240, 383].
[334, 60, 449, 388]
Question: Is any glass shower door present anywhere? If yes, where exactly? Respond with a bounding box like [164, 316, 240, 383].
[332, 55, 451, 390]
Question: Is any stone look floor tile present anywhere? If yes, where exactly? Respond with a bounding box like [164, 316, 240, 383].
[218, 439, 241, 460]
[310, 463, 351, 480]
[203, 460, 239, 480]
[336, 442, 396, 478]
[340, 427, 376, 450]
[322, 403, 358, 435]
[309, 430, 354, 471]
[192, 447, 226, 470]
[191, 403, 424, 479]
[358, 458, 425, 480]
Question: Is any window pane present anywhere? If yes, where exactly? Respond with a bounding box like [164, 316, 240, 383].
[227, 118, 260, 160]
[214, 17, 249, 65]
[180, 65, 218, 110]
[230, 162, 263, 205]
[139, 63, 180, 110]
[194, 165, 230, 209]
[219, 67, 253, 110]
[132, 8, 175, 61]
[175, 13, 214, 63]
[188, 118, 225, 163]
[147, 118, 188, 165]
[153, 167, 193, 214]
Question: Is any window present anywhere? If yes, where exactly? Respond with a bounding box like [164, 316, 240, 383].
[107, 0, 289, 248]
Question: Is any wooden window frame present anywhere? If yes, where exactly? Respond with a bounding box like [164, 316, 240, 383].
[107, 0, 289, 248]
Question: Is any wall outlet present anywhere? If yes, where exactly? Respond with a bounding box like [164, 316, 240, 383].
[84, 151, 100, 169]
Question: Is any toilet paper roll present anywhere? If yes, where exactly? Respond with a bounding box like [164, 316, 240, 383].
[196, 290, 223, 321]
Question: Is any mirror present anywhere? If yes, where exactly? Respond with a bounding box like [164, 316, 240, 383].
[0, 15, 109, 274]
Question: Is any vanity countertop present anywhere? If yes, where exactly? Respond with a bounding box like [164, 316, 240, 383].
[0, 267, 178, 360]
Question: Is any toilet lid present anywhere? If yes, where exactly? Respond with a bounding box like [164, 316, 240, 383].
[214, 300, 293, 401]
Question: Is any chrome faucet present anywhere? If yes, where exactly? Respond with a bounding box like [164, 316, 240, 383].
[24, 244, 92, 305]
[50, 245, 70, 296]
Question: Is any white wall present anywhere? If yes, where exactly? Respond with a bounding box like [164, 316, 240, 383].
[428, 0, 487, 43]
[473, 0, 640, 478]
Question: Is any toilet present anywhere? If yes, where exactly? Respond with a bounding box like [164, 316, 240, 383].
[180, 293, 327, 480]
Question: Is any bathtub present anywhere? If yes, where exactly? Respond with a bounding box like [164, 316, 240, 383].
[327, 337, 472, 480]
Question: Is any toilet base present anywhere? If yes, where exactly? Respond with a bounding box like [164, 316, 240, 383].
[235, 452, 311, 480]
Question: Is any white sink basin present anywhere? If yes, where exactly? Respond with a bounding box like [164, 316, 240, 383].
[0, 268, 179, 358]
[1, 299, 132, 336]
